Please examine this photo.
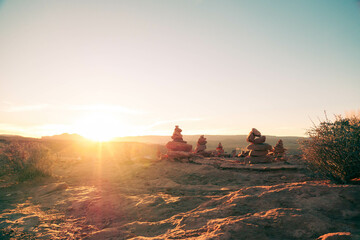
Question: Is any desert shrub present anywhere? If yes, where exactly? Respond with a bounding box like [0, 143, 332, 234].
[0, 142, 53, 181]
[300, 115, 360, 183]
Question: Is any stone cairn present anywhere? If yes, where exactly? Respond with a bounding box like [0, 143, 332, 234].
[195, 135, 209, 156]
[272, 139, 287, 161]
[245, 128, 272, 164]
[216, 142, 225, 156]
[165, 125, 193, 159]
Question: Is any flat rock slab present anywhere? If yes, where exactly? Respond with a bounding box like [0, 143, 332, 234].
[192, 158, 303, 171]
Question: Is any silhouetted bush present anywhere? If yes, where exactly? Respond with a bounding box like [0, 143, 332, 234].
[0, 142, 53, 181]
[300, 115, 360, 183]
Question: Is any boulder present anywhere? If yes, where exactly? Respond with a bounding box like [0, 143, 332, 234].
[247, 143, 272, 151]
[166, 141, 192, 152]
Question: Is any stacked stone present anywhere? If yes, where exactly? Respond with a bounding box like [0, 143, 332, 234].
[272, 139, 286, 161]
[216, 142, 225, 156]
[195, 135, 207, 153]
[245, 128, 272, 164]
[166, 125, 192, 152]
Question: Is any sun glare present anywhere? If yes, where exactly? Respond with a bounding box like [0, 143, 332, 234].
[74, 113, 120, 142]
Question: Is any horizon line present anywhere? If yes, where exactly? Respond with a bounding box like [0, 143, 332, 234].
[0, 132, 307, 139]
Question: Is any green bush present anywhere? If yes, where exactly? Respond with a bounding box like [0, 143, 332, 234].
[300, 115, 360, 183]
[0, 142, 53, 181]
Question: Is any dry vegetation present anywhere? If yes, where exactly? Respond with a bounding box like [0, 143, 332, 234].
[0, 142, 53, 182]
[300, 115, 360, 183]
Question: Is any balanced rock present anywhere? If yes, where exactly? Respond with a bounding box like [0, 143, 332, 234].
[244, 128, 272, 164]
[166, 125, 192, 154]
[171, 125, 186, 143]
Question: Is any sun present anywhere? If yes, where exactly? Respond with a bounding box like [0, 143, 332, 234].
[74, 113, 120, 142]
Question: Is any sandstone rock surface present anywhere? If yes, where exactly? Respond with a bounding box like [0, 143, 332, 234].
[1, 155, 359, 240]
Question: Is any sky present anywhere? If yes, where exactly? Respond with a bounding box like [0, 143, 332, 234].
[0, 0, 359, 140]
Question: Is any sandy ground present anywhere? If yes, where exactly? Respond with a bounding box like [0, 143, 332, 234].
[0, 155, 359, 239]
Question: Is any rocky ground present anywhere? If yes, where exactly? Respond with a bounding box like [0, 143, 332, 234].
[0, 155, 359, 239]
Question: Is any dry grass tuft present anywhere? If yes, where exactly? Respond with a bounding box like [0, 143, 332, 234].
[0, 142, 53, 182]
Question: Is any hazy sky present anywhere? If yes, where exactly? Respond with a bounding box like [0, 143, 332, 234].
[1, 0, 359, 139]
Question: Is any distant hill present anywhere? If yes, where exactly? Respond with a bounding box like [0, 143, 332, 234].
[0, 134, 38, 142]
[41, 133, 86, 141]
[1, 133, 304, 155]
[114, 135, 305, 154]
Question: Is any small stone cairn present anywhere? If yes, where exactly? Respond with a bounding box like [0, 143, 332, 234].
[272, 139, 287, 161]
[245, 128, 272, 164]
[195, 135, 210, 156]
[165, 125, 193, 159]
[216, 142, 225, 156]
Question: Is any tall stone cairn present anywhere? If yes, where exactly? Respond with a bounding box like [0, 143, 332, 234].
[166, 125, 192, 153]
[245, 128, 272, 164]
